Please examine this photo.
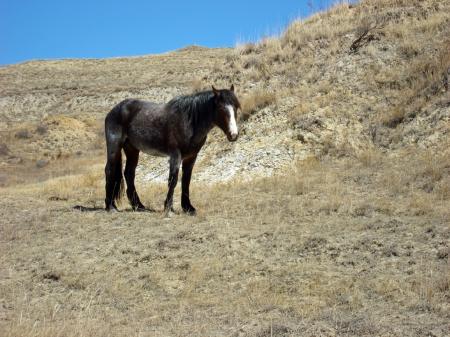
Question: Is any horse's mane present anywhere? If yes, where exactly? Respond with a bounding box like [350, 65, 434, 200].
[167, 90, 214, 114]
[167, 90, 215, 129]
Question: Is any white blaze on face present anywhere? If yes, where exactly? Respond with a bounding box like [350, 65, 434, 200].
[226, 104, 238, 138]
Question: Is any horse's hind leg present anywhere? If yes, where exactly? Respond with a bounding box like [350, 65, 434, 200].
[123, 141, 146, 211]
[164, 150, 181, 216]
[105, 145, 123, 211]
[105, 124, 124, 211]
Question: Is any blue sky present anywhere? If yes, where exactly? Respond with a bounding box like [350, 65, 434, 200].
[1, 0, 337, 65]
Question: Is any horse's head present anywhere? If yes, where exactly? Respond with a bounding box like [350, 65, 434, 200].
[212, 85, 241, 142]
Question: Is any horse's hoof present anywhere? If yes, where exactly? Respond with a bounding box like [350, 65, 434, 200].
[183, 207, 197, 216]
[106, 207, 120, 213]
[163, 207, 179, 218]
[133, 206, 155, 213]
[182, 202, 196, 215]
[163, 210, 174, 219]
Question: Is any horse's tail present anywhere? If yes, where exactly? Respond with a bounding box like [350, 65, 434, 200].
[112, 150, 124, 203]
[104, 102, 126, 207]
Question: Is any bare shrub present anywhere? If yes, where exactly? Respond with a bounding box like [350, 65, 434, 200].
[350, 17, 383, 53]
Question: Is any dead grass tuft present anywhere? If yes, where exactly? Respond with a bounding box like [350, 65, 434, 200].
[236, 42, 258, 55]
[240, 89, 276, 120]
[190, 78, 204, 93]
[356, 147, 383, 167]
[378, 107, 406, 128]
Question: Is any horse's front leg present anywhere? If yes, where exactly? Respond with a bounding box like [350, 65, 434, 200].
[164, 150, 181, 216]
[181, 154, 198, 215]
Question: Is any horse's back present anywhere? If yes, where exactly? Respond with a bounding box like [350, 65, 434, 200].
[106, 99, 163, 124]
[114, 99, 170, 155]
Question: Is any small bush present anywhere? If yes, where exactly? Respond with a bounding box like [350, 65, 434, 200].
[15, 129, 31, 139]
[36, 124, 48, 135]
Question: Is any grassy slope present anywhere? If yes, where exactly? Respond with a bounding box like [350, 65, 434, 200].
[1, 155, 449, 336]
[1, 0, 449, 336]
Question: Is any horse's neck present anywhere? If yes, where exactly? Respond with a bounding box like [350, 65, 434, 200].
[191, 100, 215, 141]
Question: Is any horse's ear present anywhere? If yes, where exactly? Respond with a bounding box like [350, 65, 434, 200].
[230, 84, 234, 92]
[212, 85, 220, 97]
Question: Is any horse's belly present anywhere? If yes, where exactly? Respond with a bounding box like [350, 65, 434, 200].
[127, 126, 168, 157]
[141, 147, 167, 157]
[127, 136, 168, 157]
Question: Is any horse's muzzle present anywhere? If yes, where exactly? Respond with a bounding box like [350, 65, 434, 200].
[228, 132, 239, 142]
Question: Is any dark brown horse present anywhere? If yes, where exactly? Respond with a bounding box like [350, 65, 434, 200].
[104, 85, 240, 215]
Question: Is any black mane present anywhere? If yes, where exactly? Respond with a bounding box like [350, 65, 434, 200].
[167, 90, 215, 131]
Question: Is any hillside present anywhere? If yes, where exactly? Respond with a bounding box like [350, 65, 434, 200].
[1, 0, 449, 186]
[1, 0, 449, 336]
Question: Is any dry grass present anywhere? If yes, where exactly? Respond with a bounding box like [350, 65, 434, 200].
[2, 0, 450, 335]
[378, 107, 406, 128]
[378, 39, 450, 123]
[1, 147, 449, 336]
[228, 0, 450, 151]
[240, 89, 276, 120]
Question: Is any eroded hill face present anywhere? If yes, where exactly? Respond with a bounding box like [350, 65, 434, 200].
[0, 48, 232, 184]
[0, 0, 449, 187]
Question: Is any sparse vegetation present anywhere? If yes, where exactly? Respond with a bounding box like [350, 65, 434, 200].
[1, 148, 449, 336]
[1, 0, 450, 336]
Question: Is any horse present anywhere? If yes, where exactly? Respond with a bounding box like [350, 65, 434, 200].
[104, 85, 241, 215]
